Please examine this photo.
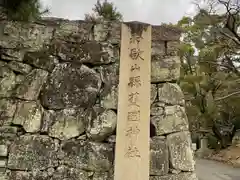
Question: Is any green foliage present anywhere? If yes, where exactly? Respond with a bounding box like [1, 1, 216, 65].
[85, 0, 123, 22]
[177, 1, 240, 146]
[0, 0, 49, 21]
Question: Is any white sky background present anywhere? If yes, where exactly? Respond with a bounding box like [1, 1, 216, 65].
[40, 0, 197, 25]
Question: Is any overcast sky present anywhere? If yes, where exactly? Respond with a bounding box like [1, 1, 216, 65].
[41, 0, 196, 25]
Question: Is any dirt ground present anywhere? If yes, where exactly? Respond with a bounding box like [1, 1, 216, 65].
[206, 146, 240, 167]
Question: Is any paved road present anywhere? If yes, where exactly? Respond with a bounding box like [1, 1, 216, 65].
[196, 159, 240, 180]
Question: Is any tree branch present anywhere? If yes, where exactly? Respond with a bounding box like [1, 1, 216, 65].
[215, 91, 240, 101]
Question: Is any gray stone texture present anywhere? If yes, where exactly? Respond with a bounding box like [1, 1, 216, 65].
[0, 19, 197, 180]
[167, 131, 195, 171]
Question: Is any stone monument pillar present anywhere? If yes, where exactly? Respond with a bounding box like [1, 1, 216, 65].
[114, 22, 151, 180]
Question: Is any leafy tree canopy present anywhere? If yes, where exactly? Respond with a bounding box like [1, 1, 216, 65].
[0, 0, 49, 21]
[85, 0, 123, 22]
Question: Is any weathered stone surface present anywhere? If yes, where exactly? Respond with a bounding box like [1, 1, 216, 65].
[0, 20, 195, 179]
[52, 165, 88, 180]
[0, 21, 53, 51]
[14, 69, 48, 100]
[23, 51, 58, 72]
[98, 62, 119, 86]
[87, 141, 114, 171]
[8, 171, 31, 180]
[100, 85, 118, 110]
[7, 61, 32, 74]
[0, 145, 8, 157]
[167, 131, 195, 171]
[150, 172, 198, 180]
[0, 99, 16, 123]
[60, 140, 113, 171]
[151, 84, 158, 104]
[12, 101, 43, 133]
[0, 159, 7, 168]
[151, 105, 189, 135]
[151, 41, 165, 57]
[150, 137, 169, 175]
[158, 83, 185, 106]
[0, 126, 18, 144]
[0, 66, 16, 97]
[8, 135, 59, 170]
[52, 35, 117, 64]
[1, 49, 25, 62]
[232, 130, 240, 147]
[41, 63, 101, 109]
[48, 108, 86, 140]
[87, 109, 117, 141]
[40, 110, 55, 133]
[151, 56, 180, 83]
[54, 20, 92, 40]
[8, 170, 49, 180]
[93, 172, 109, 180]
[151, 102, 164, 116]
[94, 22, 110, 41]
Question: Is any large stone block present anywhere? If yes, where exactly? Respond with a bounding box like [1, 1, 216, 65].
[41, 63, 101, 109]
[0, 159, 7, 168]
[23, 51, 59, 72]
[167, 131, 195, 171]
[0, 145, 8, 157]
[151, 56, 180, 83]
[150, 137, 169, 175]
[151, 41, 165, 57]
[151, 105, 189, 135]
[0, 21, 53, 51]
[0, 99, 16, 124]
[0, 66, 16, 98]
[51, 32, 118, 64]
[7, 61, 32, 74]
[52, 165, 88, 180]
[8, 135, 59, 171]
[14, 69, 48, 100]
[87, 108, 117, 141]
[12, 101, 43, 133]
[94, 21, 121, 44]
[54, 20, 92, 40]
[100, 85, 118, 110]
[48, 108, 86, 140]
[158, 83, 185, 106]
[60, 140, 114, 171]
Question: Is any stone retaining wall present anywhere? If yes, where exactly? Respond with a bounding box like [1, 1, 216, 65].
[0, 19, 197, 180]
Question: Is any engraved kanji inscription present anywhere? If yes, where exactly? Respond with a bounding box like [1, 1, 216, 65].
[127, 110, 140, 122]
[129, 48, 144, 61]
[125, 124, 140, 137]
[130, 64, 140, 72]
[128, 76, 141, 88]
[128, 92, 140, 107]
[125, 145, 141, 158]
[130, 34, 143, 44]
